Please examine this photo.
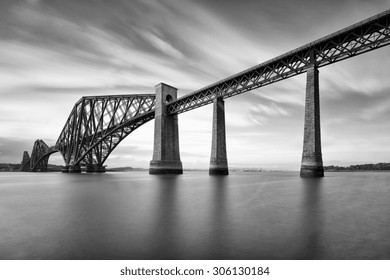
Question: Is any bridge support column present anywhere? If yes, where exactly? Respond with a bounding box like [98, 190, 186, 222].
[209, 97, 229, 175]
[300, 63, 324, 178]
[149, 83, 183, 174]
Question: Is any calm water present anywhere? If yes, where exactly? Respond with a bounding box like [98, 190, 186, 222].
[0, 171, 389, 260]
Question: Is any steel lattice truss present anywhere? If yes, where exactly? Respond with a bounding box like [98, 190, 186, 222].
[21, 151, 31, 171]
[29, 139, 58, 171]
[168, 9, 390, 114]
[56, 94, 156, 167]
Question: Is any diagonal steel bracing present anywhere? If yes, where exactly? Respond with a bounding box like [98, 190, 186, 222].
[21, 151, 31, 171]
[56, 94, 156, 167]
[168, 9, 390, 114]
[29, 139, 59, 171]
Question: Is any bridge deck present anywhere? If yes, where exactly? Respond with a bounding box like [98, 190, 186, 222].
[168, 9, 390, 114]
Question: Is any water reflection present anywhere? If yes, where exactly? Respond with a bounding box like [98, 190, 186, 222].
[208, 176, 229, 259]
[3, 171, 390, 260]
[299, 178, 325, 259]
[149, 175, 179, 259]
[60, 174, 122, 259]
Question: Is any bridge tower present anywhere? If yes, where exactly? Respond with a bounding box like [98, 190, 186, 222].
[149, 83, 183, 174]
[209, 97, 229, 175]
[300, 53, 324, 177]
[20, 151, 31, 172]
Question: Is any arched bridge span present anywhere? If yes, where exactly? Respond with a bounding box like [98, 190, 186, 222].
[56, 94, 156, 172]
[20, 140, 60, 172]
[22, 95, 156, 172]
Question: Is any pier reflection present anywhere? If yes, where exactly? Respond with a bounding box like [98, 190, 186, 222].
[149, 175, 180, 259]
[208, 176, 229, 259]
[298, 178, 325, 259]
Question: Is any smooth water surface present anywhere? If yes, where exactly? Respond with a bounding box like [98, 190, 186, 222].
[1, 171, 390, 259]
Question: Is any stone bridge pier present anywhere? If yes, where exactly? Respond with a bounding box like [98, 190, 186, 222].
[149, 84, 230, 175]
[209, 97, 228, 175]
[300, 55, 324, 178]
[149, 83, 183, 174]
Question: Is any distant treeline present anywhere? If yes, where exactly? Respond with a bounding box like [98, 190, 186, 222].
[324, 162, 390, 171]
[0, 163, 62, 172]
[0, 163, 141, 172]
[0, 163, 21, 171]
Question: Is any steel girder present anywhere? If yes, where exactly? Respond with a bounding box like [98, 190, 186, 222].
[168, 9, 390, 114]
[56, 94, 156, 168]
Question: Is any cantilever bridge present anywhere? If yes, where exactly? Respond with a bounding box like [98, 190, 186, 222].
[21, 10, 390, 177]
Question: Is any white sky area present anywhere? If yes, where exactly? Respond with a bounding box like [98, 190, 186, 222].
[1, 0, 390, 170]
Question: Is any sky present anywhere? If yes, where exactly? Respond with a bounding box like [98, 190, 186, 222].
[1, 0, 390, 170]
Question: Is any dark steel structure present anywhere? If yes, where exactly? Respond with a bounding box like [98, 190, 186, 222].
[29, 139, 58, 171]
[21, 10, 390, 173]
[20, 151, 31, 172]
[168, 10, 390, 114]
[56, 94, 155, 171]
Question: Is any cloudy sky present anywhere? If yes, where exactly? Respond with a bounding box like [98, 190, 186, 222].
[1, 0, 390, 170]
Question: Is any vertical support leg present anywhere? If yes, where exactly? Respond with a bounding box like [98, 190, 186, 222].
[149, 83, 183, 174]
[209, 97, 229, 175]
[300, 64, 324, 177]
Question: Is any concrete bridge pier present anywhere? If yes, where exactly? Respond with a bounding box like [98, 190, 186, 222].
[149, 83, 183, 174]
[209, 97, 229, 175]
[300, 62, 324, 178]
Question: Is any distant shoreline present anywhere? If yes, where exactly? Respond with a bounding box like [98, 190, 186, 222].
[324, 163, 390, 172]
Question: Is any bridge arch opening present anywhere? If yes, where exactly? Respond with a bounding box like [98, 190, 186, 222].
[166, 94, 173, 103]
[32, 150, 66, 172]
[103, 119, 154, 170]
[45, 151, 66, 171]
